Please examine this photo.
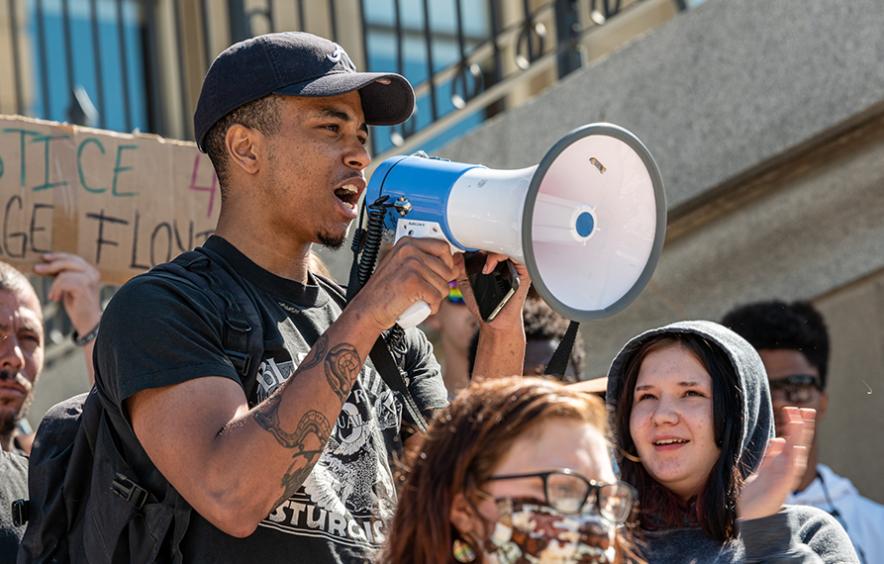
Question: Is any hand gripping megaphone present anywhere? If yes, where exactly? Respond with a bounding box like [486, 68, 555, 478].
[352, 123, 666, 329]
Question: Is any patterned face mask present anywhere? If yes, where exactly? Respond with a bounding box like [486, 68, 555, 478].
[481, 498, 616, 564]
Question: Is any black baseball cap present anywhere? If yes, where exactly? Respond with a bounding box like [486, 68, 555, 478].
[194, 32, 415, 151]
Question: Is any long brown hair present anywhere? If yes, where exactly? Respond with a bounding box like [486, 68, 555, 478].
[384, 376, 634, 563]
[613, 335, 744, 541]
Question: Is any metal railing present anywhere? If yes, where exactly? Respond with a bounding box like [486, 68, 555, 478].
[1, 0, 685, 156]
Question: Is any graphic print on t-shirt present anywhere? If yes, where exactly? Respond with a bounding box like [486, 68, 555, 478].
[255, 352, 403, 549]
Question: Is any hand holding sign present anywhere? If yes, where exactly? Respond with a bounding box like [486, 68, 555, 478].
[33, 252, 102, 336]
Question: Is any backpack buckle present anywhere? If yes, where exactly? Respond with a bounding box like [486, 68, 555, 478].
[225, 309, 252, 334]
[112, 473, 149, 509]
[11, 499, 28, 526]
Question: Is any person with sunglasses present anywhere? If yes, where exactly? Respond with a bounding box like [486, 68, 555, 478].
[384, 376, 640, 563]
[607, 320, 857, 563]
[723, 300, 884, 563]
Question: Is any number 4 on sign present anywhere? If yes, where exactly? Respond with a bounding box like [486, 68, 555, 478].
[189, 154, 218, 217]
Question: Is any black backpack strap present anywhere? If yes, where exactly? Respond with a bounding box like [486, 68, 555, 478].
[192, 246, 266, 383]
[545, 320, 580, 377]
[151, 248, 265, 384]
[316, 275, 429, 432]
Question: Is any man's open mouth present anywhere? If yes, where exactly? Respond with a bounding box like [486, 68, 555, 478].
[334, 184, 360, 206]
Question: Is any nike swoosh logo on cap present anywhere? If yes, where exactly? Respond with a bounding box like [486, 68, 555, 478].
[328, 46, 345, 63]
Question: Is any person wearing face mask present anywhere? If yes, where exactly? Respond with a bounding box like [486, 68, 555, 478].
[384, 376, 639, 564]
[606, 320, 857, 563]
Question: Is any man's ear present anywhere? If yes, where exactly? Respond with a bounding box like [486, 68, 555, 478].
[225, 124, 263, 176]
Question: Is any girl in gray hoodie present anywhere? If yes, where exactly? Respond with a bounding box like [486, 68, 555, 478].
[606, 321, 857, 563]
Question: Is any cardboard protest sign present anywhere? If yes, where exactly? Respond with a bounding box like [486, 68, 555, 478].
[0, 115, 219, 285]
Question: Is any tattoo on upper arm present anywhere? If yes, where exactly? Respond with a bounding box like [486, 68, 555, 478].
[254, 391, 332, 505]
[324, 343, 361, 401]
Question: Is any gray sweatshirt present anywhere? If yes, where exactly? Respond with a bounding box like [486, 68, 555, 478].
[605, 321, 858, 563]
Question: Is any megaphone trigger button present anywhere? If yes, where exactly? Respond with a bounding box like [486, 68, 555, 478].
[393, 196, 412, 216]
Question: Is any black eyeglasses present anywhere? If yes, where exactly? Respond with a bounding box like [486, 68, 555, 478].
[483, 469, 636, 524]
[769, 374, 821, 404]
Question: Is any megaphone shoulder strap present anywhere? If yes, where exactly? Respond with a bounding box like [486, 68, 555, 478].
[316, 274, 430, 434]
[545, 320, 581, 377]
[368, 337, 430, 434]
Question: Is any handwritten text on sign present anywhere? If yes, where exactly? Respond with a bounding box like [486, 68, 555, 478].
[0, 115, 219, 284]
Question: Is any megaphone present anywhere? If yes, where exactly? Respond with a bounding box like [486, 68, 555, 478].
[359, 123, 666, 328]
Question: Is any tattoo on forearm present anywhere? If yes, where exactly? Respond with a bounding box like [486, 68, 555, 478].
[255, 393, 330, 448]
[324, 343, 361, 401]
[254, 394, 332, 505]
[252, 338, 363, 507]
[298, 334, 328, 372]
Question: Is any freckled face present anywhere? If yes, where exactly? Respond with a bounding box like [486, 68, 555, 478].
[629, 344, 720, 500]
[261, 92, 371, 249]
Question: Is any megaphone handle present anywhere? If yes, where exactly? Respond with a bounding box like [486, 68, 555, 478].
[397, 301, 432, 329]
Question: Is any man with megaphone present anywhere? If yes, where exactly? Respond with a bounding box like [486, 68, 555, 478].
[83, 32, 530, 563]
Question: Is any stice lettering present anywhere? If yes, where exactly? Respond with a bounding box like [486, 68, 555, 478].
[1, 129, 145, 197]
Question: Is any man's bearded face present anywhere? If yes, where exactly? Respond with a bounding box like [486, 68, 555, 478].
[0, 288, 44, 437]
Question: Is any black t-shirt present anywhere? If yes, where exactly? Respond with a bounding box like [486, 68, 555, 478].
[94, 236, 447, 563]
[0, 449, 27, 564]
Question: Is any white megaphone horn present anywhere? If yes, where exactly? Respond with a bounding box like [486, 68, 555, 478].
[359, 123, 666, 328]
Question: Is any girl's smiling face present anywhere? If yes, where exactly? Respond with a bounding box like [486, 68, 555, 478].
[629, 343, 720, 500]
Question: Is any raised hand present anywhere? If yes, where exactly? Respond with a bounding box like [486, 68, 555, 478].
[457, 252, 532, 331]
[33, 253, 103, 384]
[737, 407, 816, 521]
[33, 252, 102, 336]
